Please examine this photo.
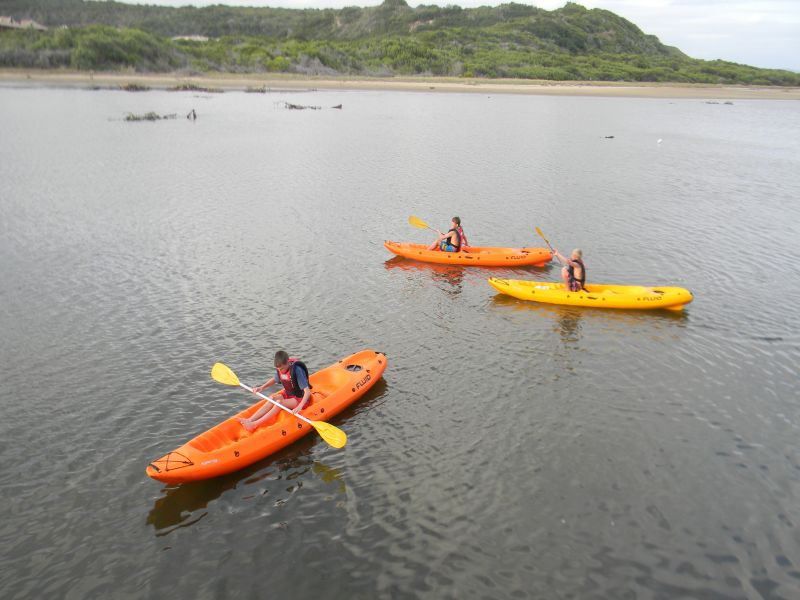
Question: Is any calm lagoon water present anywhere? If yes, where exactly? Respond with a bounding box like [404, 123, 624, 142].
[1, 84, 799, 599]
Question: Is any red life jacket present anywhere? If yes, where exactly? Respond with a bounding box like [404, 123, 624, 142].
[275, 358, 310, 399]
[456, 226, 468, 248]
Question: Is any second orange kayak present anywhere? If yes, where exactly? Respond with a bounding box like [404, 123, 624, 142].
[146, 349, 387, 484]
[384, 241, 552, 267]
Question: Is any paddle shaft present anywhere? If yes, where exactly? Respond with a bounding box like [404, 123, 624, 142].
[536, 228, 562, 264]
[549, 244, 565, 265]
[240, 382, 315, 427]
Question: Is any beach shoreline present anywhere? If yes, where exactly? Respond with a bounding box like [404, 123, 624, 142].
[1, 68, 799, 99]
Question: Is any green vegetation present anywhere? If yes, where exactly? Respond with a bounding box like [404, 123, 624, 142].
[167, 82, 223, 93]
[119, 82, 149, 91]
[0, 25, 180, 70]
[1, 0, 797, 85]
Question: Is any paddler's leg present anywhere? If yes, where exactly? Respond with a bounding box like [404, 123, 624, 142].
[561, 266, 570, 289]
[241, 394, 303, 432]
[239, 391, 285, 431]
[282, 397, 301, 411]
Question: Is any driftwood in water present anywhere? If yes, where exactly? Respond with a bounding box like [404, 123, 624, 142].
[125, 112, 177, 122]
[280, 102, 343, 110]
[282, 102, 321, 110]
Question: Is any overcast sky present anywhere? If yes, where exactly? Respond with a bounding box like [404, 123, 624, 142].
[125, 0, 800, 70]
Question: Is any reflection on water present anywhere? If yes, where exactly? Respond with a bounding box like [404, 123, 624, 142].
[490, 292, 689, 336]
[146, 440, 316, 535]
[311, 461, 346, 493]
[384, 256, 466, 295]
[147, 456, 348, 536]
[556, 307, 583, 344]
[384, 256, 555, 298]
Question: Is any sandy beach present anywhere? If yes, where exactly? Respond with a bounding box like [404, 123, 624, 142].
[2, 68, 799, 99]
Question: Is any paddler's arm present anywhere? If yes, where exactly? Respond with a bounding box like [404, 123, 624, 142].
[253, 377, 276, 394]
[292, 387, 312, 414]
[291, 368, 311, 414]
[241, 377, 278, 424]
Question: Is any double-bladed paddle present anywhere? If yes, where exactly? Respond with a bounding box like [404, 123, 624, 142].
[211, 362, 347, 449]
[408, 215, 442, 235]
[535, 227, 560, 263]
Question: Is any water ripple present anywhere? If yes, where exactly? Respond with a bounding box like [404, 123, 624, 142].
[1, 88, 799, 599]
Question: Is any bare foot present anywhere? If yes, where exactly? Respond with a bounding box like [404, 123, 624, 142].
[242, 420, 258, 432]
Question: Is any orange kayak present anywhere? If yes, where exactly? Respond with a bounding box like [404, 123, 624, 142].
[384, 241, 552, 267]
[146, 349, 387, 484]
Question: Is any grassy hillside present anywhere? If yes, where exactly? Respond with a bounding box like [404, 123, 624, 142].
[1, 0, 798, 85]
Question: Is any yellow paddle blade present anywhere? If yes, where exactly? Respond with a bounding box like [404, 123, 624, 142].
[408, 215, 430, 230]
[311, 420, 347, 448]
[211, 362, 240, 387]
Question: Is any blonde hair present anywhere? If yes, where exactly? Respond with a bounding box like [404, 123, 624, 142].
[572, 249, 582, 259]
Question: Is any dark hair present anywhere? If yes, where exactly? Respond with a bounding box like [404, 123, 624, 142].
[274, 350, 289, 367]
[452, 216, 461, 226]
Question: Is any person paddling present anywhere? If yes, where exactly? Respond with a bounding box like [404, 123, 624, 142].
[553, 248, 586, 291]
[428, 216, 469, 252]
[238, 350, 312, 432]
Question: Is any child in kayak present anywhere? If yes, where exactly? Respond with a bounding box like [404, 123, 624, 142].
[553, 248, 586, 291]
[428, 216, 469, 252]
[238, 350, 312, 432]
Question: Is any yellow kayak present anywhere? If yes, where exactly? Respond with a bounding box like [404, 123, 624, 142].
[488, 278, 693, 311]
